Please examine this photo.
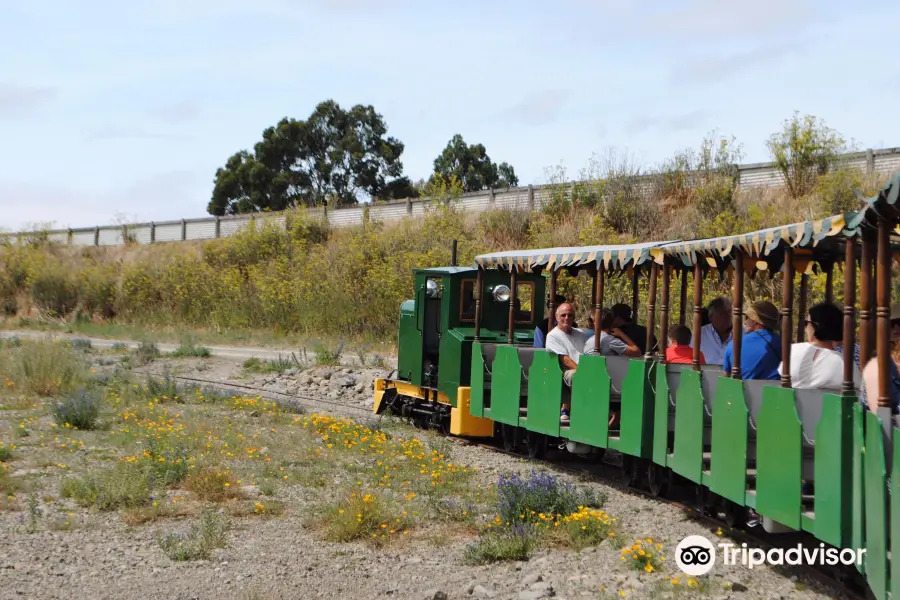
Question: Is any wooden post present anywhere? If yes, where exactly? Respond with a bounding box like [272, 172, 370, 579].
[876, 218, 893, 416]
[842, 238, 857, 395]
[507, 269, 517, 345]
[150, 222, 156, 243]
[645, 263, 659, 359]
[593, 268, 605, 354]
[181, 219, 187, 241]
[659, 263, 671, 362]
[731, 253, 745, 379]
[215, 217, 221, 238]
[94, 227, 99, 246]
[679, 269, 688, 325]
[796, 273, 809, 342]
[781, 248, 795, 388]
[473, 269, 483, 341]
[548, 270, 559, 330]
[692, 262, 703, 371]
[860, 234, 874, 369]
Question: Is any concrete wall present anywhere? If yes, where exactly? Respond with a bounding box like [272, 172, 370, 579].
[5, 147, 900, 247]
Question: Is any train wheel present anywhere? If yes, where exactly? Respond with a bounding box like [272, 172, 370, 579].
[647, 463, 671, 498]
[502, 424, 519, 452]
[525, 431, 546, 459]
[722, 499, 748, 529]
[620, 455, 640, 487]
[694, 485, 713, 515]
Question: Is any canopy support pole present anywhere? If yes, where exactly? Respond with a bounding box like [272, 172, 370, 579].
[659, 263, 671, 363]
[474, 269, 483, 341]
[876, 217, 894, 446]
[548, 270, 559, 330]
[646, 262, 659, 360]
[860, 233, 875, 369]
[731, 253, 744, 379]
[796, 272, 809, 343]
[842, 238, 857, 395]
[507, 269, 517, 345]
[692, 262, 703, 371]
[781, 248, 795, 388]
[593, 269, 605, 354]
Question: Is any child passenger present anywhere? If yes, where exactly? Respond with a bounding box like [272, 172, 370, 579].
[665, 324, 706, 364]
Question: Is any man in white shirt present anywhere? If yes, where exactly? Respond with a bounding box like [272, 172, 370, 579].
[545, 302, 589, 423]
[693, 296, 733, 366]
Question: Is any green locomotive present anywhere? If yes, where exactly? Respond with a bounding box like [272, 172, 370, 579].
[374, 174, 900, 600]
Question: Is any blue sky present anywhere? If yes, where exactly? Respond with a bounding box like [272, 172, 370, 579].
[1, 0, 898, 231]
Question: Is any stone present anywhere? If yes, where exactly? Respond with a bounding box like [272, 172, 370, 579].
[518, 591, 553, 600]
[431, 593, 448, 600]
[522, 573, 543, 586]
[731, 582, 748, 592]
[529, 582, 553, 594]
[472, 585, 496, 599]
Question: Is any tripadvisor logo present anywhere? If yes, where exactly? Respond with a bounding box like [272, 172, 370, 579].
[675, 535, 716, 576]
[676, 534, 866, 575]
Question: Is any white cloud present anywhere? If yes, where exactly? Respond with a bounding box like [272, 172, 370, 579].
[0, 82, 58, 118]
[505, 89, 569, 126]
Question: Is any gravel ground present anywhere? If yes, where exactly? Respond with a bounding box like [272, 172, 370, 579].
[0, 347, 854, 600]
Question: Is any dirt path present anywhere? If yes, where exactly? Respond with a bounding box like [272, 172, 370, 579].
[0, 329, 398, 368]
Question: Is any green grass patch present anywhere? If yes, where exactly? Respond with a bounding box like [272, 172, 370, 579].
[157, 509, 229, 561]
[59, 462, 151, 511]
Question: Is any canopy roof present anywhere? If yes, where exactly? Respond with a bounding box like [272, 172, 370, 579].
[654, 213, 852, 268]
[473, 240, 673, 272]
[473, 176, 900, 275]
[849, 173, 900, 232]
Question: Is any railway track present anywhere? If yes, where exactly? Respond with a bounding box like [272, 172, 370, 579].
[154, 372, 868, 600]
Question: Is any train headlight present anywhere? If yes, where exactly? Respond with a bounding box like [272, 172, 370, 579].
[426, 279, 440, 298]
[492, 285, 511, 303]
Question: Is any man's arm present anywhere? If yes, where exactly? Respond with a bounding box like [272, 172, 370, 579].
[610, 327, 641, 357]
[546, 334, 578, 370]
[559, 355, 578, 370]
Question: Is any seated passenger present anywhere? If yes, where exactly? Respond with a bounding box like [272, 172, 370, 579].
[693, 296, 732, 366]
[860, 304, 900, 415]
[545, 302, 589, 423]
[666, 324, 705, 364]
[777, 302, 860, 390]
[722, 300, 782, 380]
[584, 308, 641, 357]
[534, 294, 568, 349]
[611, 303, 657, 355]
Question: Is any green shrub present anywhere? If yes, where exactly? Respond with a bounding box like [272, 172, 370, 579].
[60, 463, 150, 510]
[157, 510, 229, 561]
[463, 523, 539, 564]
[1, 339, 87, 397]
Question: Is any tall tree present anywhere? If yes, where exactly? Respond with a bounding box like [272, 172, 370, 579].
[208, 100, 412, 215]
[429, 134, 519, 193]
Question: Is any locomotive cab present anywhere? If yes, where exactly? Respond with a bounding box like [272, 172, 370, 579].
[375, 265, 545, 436]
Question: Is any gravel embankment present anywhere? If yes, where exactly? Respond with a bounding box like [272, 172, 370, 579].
[0, 350, 854, 600]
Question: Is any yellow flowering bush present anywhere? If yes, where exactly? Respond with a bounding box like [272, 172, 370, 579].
[321, 490, 411, 545]
[620, 537, 664, 573]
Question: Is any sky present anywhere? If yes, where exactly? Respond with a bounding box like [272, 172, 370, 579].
[1, 0, 899, 232]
